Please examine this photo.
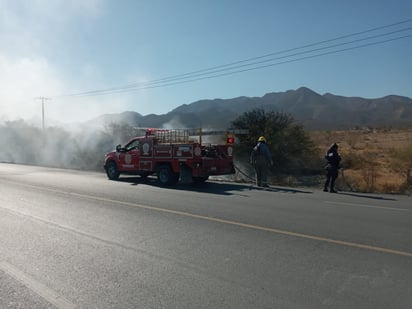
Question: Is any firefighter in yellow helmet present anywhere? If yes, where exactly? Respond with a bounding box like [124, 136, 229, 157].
[250, 136, 273, 187]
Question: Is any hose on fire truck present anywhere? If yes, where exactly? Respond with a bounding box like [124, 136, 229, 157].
[233, 164, 256, 182]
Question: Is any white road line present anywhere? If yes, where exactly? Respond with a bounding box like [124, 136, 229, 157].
[325, 200, 410, 212]
[0, 261, 76, 309]
[2, 179, 412, 258]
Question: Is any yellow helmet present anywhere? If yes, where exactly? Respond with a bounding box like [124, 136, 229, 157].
[258, 136, 267, 142]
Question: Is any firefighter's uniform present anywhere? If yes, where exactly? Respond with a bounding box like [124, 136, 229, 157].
[250, 136, 273, 187]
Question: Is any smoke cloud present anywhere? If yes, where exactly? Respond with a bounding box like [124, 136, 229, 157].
[0, 120, 118, 171]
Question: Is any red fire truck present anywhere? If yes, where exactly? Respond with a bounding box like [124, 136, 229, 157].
[104, 128, 238, 185]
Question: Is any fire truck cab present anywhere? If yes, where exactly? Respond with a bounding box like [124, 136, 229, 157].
[104, 128, 236, 186]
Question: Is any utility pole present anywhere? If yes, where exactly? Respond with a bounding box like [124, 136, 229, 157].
[35, 97, 51, 130]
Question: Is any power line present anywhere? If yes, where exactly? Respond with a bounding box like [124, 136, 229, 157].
[64, 33, 412, 98]
[51, 18, 412, 99]
[58, 33, 412, 97]
[54, 18, 412, 98]
[113, 27, 412, 90]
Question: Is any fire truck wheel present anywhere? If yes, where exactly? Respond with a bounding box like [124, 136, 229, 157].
[157, 165, 178, 186]
[106, 161, 120, 180]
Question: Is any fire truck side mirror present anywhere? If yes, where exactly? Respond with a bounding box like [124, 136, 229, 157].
[116, 144, 126, 152]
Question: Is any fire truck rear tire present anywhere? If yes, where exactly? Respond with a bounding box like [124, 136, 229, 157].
[106, 161, 120, 180]
[157, 165, 178, 186]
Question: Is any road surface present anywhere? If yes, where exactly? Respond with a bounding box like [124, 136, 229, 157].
[0, 163, 411, 308]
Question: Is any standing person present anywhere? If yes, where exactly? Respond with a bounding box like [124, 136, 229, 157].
[324, 143, 341, 193]
[250, 136, 273, 187]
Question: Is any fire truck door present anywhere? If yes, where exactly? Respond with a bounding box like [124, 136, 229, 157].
[119, 140, 140, 170]
[139, 139, 153, 171]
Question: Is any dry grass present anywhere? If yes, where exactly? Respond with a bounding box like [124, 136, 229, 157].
[309, 128, 412, 194]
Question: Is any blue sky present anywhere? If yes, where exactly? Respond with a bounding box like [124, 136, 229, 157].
[1, 0, 411, 123]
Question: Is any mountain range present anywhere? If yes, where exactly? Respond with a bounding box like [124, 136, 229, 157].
[92, 87, 412, 130]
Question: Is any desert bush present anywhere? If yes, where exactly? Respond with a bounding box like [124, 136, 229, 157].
[342, 152, 365, 170]
[231, 109, 319, 176]
[388, 145, 412, 188]
[381, 183, 401, 194]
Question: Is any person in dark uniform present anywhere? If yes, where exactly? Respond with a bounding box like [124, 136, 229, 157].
[250, 136, 273, 187]
[324, 143, 341, 193]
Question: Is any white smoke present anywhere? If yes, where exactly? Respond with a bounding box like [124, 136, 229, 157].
[0, 119, 116, 171]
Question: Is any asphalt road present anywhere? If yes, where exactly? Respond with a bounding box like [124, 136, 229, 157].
[0, 163, 411, 308]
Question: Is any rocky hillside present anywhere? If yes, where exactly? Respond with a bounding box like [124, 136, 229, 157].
[92, 87, 412, 130]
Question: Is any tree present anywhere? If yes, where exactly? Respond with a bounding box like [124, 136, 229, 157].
[231, 109, 320, 176]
